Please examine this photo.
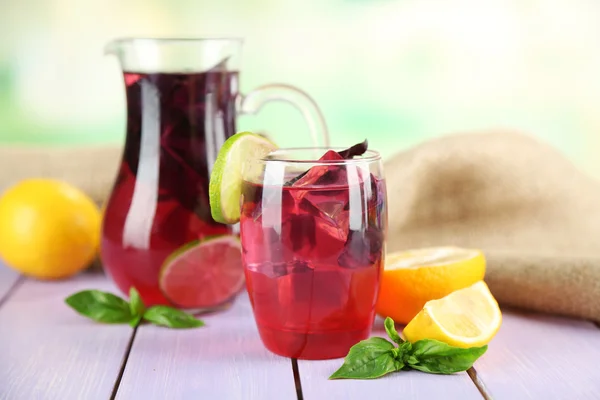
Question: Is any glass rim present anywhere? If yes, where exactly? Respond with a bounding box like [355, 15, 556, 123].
[108, 37, 244, 45]
[258, 147, 382, 165]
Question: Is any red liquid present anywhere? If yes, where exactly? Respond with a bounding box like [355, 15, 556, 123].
[101, 71, 238, 306]
[240, 167, 387, 359]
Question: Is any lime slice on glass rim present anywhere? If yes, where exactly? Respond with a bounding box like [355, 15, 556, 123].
[159, 235, 245, 309]
[209, 131, 278, 224]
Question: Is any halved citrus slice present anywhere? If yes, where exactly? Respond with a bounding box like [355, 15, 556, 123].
[375, 246, 486, 324]
[159, 235, 244, 309]
[403, 280, 502, 348]
[209, 131, 277, 224]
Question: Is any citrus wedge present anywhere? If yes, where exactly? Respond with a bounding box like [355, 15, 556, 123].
[159, 235, 244, 309]
[403, 280, 502, 348]
[209, 131, 277, 224]
[375, 246, 486, 324]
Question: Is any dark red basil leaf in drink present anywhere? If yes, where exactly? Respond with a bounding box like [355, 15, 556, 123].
[336, 139, 368, 159]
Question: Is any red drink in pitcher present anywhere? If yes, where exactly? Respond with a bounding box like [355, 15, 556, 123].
[101, 71, 238, 307]
[101, 37, 330, 310]
[239, 148, 387, 359]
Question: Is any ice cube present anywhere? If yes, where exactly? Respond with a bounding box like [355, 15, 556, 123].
[338, 227, 384, 269]
[286, 150, 348, 205]
[291, 150, 352, 234]
[240, 219, 294, 266]
[291, 150, 347, 188]
[288, 140, 369, 189]
[312, 200, 346, 220]
[252, 261, 288, 279]
[280, 197, 348, 262]
[302, 182, 349, 225]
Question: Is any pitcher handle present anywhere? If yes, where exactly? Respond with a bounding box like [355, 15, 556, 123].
[238, 83, 330, 147]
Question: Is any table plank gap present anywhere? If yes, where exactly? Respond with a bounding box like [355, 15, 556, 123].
[0, 275, 24, 310]
[298, 317, 483, 400]
[109, 327, 138, 400]
[467, 368, 494, 400]
[473, 309, 600, 399]
[291, 358, 304, 400]
[0, 262, 21, 306]
[116, 292, 297, 400]
[0, 266, 135, 400]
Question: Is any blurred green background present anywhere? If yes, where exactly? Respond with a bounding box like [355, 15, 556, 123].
[1, 0, 599, 178]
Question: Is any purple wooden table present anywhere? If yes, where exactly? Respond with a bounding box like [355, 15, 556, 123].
[1, 261, 600, 400]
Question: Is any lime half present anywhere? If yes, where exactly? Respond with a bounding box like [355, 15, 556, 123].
[159, 235, 244, 309]
[209, 131, 277, 224]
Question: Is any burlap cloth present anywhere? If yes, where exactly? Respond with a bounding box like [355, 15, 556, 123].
[1, 130, 598, 323]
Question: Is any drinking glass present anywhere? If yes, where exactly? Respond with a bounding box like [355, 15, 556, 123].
[239, 147, 387, 359]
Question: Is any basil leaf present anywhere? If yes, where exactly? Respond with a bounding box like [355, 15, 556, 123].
[65, 290, 133, 324]
[399, 341, 412, 352]
[129, 287, 145, 317]
[329, 337, 400, 380]
[409, 339, 488, 374]
[406, 355, 419, 365]
[129, 314, 143, 328]
[384, 317, 403, 344]
[398, 341, 412, 359]
[143, 306, 205, 329]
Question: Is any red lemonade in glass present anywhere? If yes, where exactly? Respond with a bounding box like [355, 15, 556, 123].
[240, 148, 387, 359]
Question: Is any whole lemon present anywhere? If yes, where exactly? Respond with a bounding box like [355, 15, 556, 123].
[0, 179, 101, 279]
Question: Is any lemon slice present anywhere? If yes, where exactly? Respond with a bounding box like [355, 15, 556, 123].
[375, 246, 486, 324]
[403, 280, 502, 348]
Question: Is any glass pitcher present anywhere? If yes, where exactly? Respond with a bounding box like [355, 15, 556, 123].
[101, 37, 329, 309]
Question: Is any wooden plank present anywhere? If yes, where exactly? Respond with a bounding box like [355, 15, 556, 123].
[116, 292, 297, 400]
[474, 310, 600, 399]
[298, 317, 482, 400]
[0, 262, 21, 305]
[0, 270, 134, 400]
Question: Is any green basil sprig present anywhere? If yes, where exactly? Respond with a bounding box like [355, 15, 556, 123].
[65, 288, 204, 329]
[330, 317, 487, 379]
